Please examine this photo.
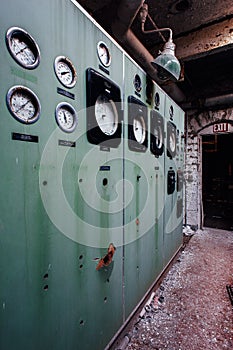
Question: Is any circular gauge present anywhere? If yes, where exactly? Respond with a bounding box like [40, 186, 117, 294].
[133, 116, 146, 144]
[169, 105, 174, 120]
[133, 74, 142, 93]
[6, 85, 41, 124]
[154, 92, 160, 108]
[95, 94, 118, 136]
[169, 131, 176, 153]
[6, 27, 40, 69]
[55, 102, 78, 133]
[54, 56, 77, 88]
[97, 41, 111, 67]
[154, 125, 163, 149]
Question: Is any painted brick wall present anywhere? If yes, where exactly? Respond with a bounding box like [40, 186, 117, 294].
[184, 133, 201, 230]
[184, 108, 233, 229]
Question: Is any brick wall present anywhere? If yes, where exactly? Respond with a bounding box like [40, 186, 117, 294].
[184, 108, 233, 229]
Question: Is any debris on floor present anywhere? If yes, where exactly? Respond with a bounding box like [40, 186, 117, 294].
[183, 225, 195, 237]
[226, 284, 233, 307]
[125, 228, 233, 350]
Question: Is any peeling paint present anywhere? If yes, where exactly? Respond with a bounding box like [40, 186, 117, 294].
[176, 18, 233, 59]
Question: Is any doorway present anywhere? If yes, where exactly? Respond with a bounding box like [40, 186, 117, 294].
[202, 133, 233, 230]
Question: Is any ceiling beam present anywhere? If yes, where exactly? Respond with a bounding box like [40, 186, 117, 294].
[174, 18, 233, 61]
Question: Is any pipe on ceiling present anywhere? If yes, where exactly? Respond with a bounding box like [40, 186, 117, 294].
[111, 0, 185, 103]
[181, 93, 233, 111]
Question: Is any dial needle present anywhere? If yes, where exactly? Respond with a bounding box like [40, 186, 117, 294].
[16, 44, 28, 55]
[15, 100, 31, 114]
[63, 111, 67, 123]
[13, 39, 34, 62]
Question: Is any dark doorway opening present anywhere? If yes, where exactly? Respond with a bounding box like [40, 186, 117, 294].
[202, 133, 233, 230]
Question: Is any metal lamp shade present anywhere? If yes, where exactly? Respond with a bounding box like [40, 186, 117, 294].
[151, 52, 181, 81]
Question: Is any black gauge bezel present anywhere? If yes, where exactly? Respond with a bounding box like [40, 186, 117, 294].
[169, 105, 174, 120]
[128, 95, 148, 153]
[133, 74, 142, 93]
[86, 68, 122, 148]
[154, 92, 160, 109]
[167, 169, 176, 195]
[150, 110, 164, 157]
[167, 121, 177, 159]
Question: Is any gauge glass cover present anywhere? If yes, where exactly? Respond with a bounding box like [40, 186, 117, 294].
[154, 92, 160, 108]
[95, 94, 118, 136]
[133, 116, 146, 144]
[55, 102, 78, 133]
[133, 74, 142, 93]
[169, 132, 176, 153]
[154, 125, 163, 148]
[97, 41, 111, 67]
[6, 85, 41, 124]
[169, 105, 174, 120]
[54, 56, 77, 88]
[6, 27, 40, 69]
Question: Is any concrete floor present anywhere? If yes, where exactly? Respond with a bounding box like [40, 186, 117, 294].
[124, 228, 233, 350]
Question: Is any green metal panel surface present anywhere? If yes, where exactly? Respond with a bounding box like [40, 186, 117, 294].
[123, 55, 163, 319]
[0, 1, 184, 349]
[163, 94, 184, 264]
[152, 82, 166, 271]
[0, 1, 124, 349]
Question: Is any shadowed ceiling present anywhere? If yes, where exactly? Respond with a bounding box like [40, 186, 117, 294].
[76, 0, 233, 110]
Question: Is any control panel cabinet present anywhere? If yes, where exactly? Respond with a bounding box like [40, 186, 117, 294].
[123, 55, 166, 319]
[0, 1, 124, 349]
[150, 82, 166, 271]
[164, 94, 184, 263]
[0, 1, 184, 349]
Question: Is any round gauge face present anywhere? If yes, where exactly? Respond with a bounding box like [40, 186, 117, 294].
[6, 85, 41, 124]
[133, 74, 142, 93]
[55, 102, 78, 133]
[154, 92, 160, 108]
[133, 116, 146, 144]
[6, 27, 40, 69]
[169, 105, 174, 120]
[97, 41, 111, 67]
[54, 56, 77, 88]
[95, 94, 118, 136]
[169, 131, 176, 153]
[154, 126, 163, 149]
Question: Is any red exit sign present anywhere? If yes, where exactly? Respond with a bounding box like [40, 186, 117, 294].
[213, 123, 229, 133]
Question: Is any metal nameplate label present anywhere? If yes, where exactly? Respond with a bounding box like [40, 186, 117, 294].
[58, 140, 76, 147]
[57, 87, 75, 100]
[99, 166, 110, 171]
[12, 132, 39, 143]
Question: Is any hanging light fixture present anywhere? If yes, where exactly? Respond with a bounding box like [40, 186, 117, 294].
[140, 4, 181, 82]
[151, 32, 181, 81]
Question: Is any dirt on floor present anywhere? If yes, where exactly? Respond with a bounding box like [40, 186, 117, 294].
[125, 228, 233, 350]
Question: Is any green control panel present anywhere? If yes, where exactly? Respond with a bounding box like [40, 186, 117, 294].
[0, 1, 184, 349]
